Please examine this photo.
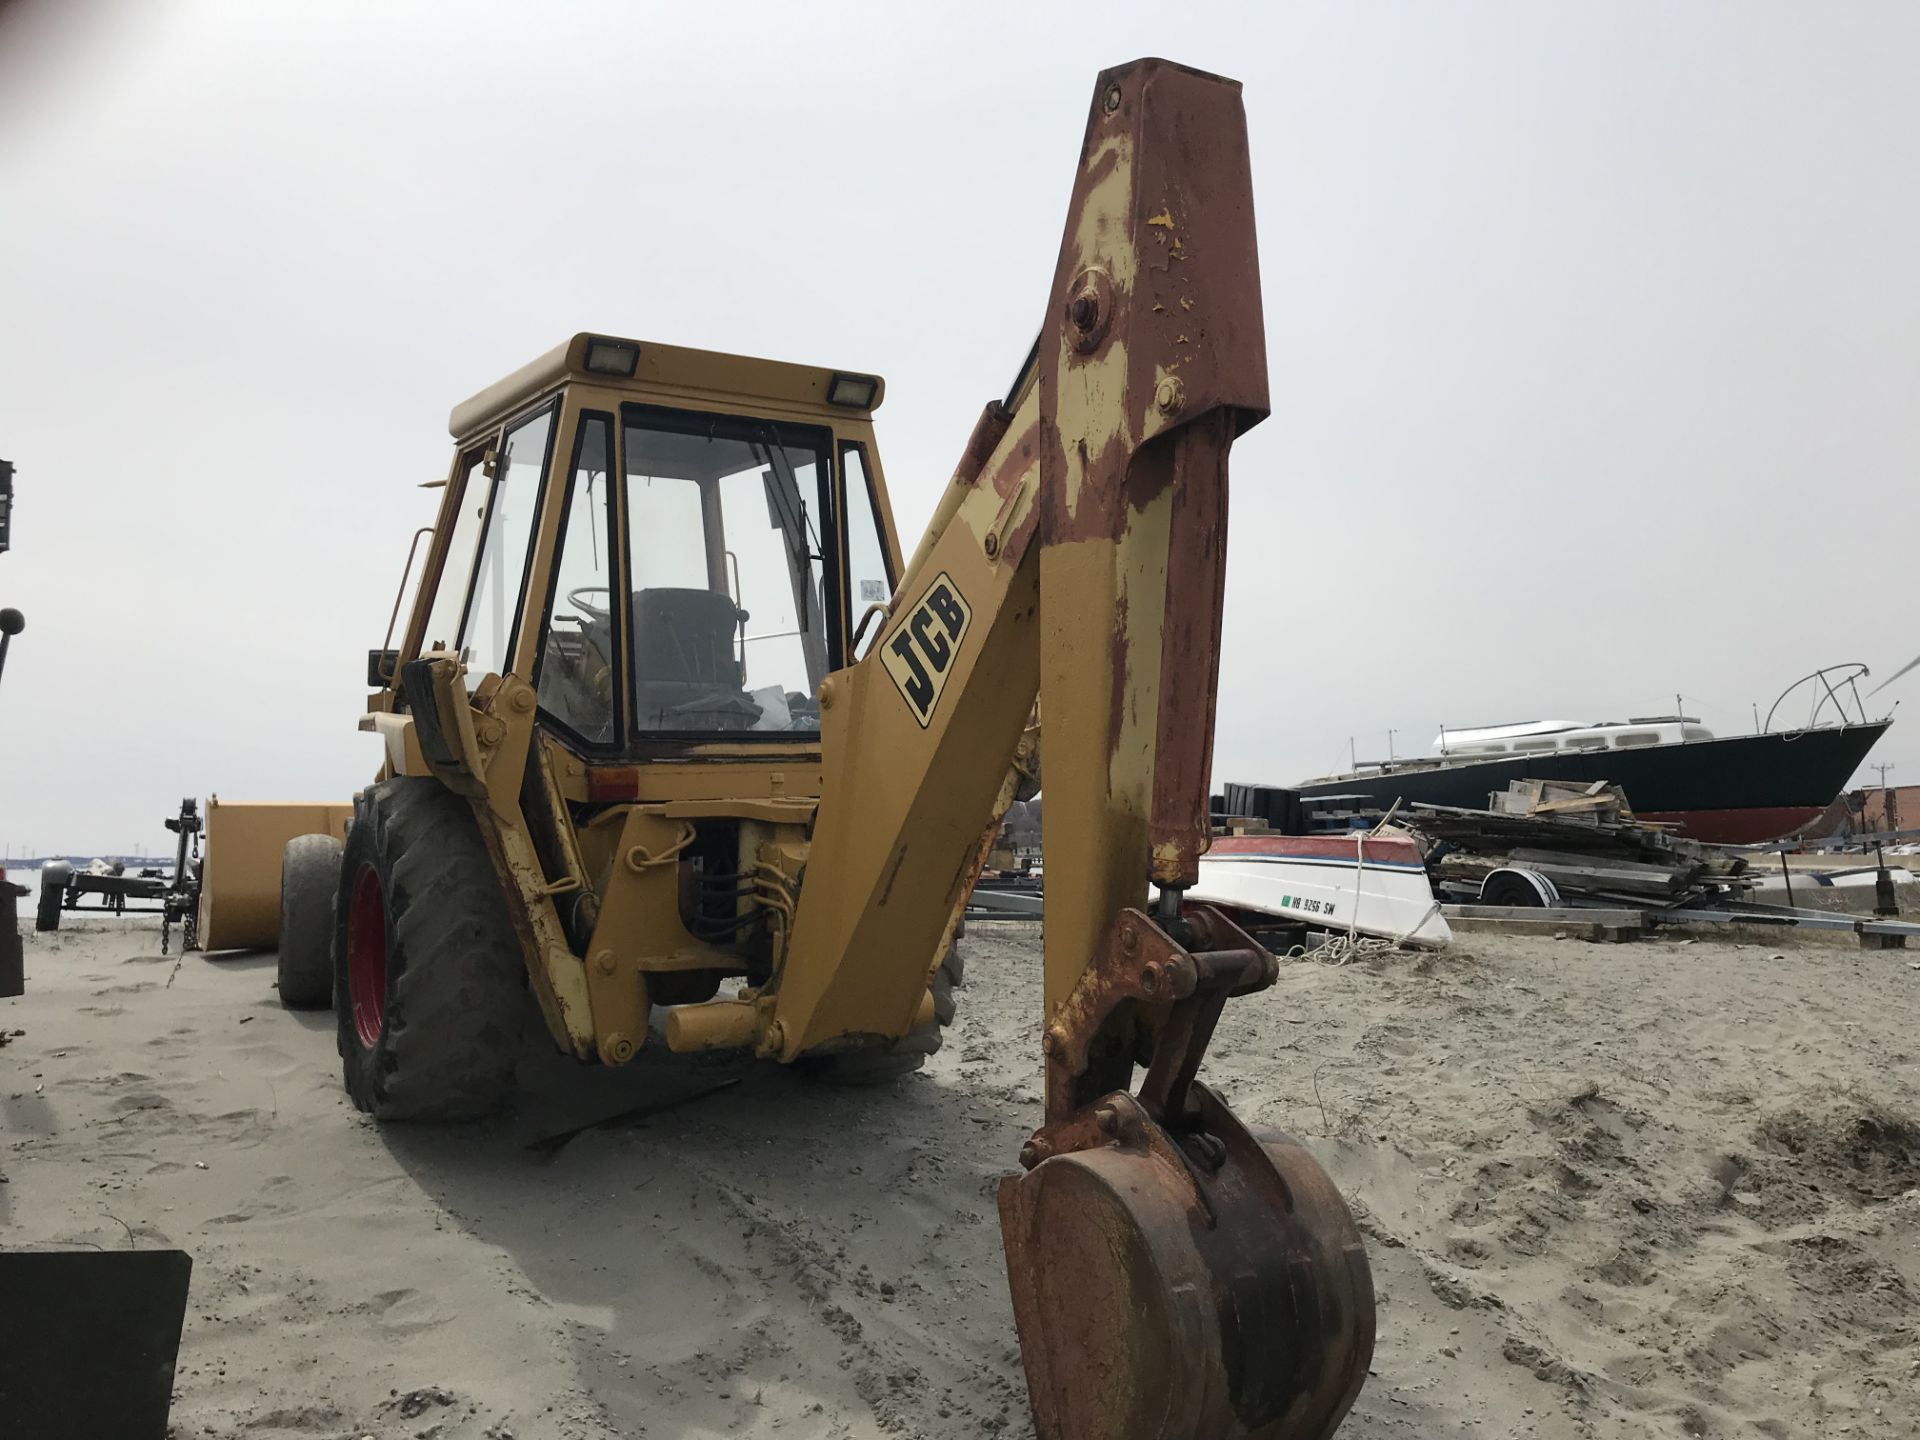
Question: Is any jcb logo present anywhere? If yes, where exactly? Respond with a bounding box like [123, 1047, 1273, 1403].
[880, 571, 972, 728]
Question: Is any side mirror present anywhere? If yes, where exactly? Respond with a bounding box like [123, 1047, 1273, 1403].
[367, 648, 399, 688]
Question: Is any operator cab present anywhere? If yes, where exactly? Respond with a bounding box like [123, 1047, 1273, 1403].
[399, 335, 899, 754]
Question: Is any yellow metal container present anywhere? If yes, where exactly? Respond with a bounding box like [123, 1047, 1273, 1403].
[196, 798, 352, 951]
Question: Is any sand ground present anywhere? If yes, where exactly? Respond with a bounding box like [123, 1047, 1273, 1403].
[4, 918, 1918, 1440]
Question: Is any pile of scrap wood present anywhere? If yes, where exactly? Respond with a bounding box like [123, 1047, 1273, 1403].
[1409, 780, 1751, 908]
[1488, 778, 1635, 824]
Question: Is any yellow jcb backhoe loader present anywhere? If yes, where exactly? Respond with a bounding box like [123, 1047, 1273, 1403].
[237, 58, 1374, 1440]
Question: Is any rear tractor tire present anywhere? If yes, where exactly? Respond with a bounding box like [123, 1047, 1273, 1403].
[333, 778, 527, 1121]
[277, 834, 342, 1009]
[806, 940, 963, 1084]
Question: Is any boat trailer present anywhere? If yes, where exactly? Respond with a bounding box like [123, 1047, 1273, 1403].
[35, 798, 205, 954]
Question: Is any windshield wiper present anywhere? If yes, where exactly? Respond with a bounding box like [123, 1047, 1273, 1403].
[755, 432, 817, 633]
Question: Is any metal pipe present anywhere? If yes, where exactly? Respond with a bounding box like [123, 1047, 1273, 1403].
[664, 998, 765, 1052]
[380, 528, 435, 658]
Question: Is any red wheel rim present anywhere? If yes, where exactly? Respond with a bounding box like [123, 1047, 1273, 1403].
[347, 863, 387, 1048]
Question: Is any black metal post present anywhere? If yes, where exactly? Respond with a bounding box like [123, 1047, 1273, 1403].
[1874, 841, 1898, 918]
[1, 594, 27, 989]
[2, 879, 24, 996]
[0, 607, 21, 690]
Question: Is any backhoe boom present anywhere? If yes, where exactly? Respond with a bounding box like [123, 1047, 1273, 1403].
[772, 57, 1376, 1440]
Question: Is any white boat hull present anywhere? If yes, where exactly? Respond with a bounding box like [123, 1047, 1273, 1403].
[1192, 829, 1450, 949]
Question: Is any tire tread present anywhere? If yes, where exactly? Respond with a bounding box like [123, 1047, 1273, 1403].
[334, 779, 526, 1120]
[278, 834, 341, 1009]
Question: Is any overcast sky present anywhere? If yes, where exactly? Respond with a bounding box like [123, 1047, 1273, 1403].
[2, 1, 1915, 855]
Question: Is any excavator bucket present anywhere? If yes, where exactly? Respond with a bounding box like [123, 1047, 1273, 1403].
[1003, 60, 1376, 1437]
[999, 1108, 1373, 1438]
[196, 798, 352, 950]
[998, 908, 1374, 1439]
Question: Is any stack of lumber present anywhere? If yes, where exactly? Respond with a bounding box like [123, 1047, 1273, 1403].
[1409, 781, 1750, 909]
[1468, 848, 1698, 902]
[1487, 778, 1635, 825]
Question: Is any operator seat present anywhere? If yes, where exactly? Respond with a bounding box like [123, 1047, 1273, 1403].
[630, 587, 752, 729]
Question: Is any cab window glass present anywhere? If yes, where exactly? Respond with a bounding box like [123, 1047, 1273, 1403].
[460, 406, 555, 689]
[621, 405, 833, 734]
[537, 415, 616, 744]
[419, 447, 491, 655]
[630, 474, 707, 591]
[719, 451, 827, 701]
[840, 441, 892, 657]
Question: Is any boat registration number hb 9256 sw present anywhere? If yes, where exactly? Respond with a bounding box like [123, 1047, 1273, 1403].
[880, 571, 973, 728]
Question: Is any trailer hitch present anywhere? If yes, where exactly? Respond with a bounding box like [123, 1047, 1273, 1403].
[999, 904, 1375, 1440]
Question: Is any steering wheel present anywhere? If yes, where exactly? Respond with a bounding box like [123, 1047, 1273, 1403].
[566, 586, 613, 623]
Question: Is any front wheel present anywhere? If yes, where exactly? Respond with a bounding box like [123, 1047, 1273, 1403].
[333, 778, 529, 1120]
[278, 834, 341, 1009]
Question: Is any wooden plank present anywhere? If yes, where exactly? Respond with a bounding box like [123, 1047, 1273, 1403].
[1444, 911, 1647, 942]
[1498, 856, 1689, 897]
[1444, 904, 1647, 926]
[1506, 848, 1691, 881]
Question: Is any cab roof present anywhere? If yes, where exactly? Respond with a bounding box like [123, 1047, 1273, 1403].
[448, 333, 885, 440]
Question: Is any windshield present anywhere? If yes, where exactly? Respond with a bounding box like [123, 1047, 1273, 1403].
[622, 405, 836, 735]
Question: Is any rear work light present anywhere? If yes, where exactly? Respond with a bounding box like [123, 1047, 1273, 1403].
[583, 339, 640, 377]
[827, 372, 879, 409]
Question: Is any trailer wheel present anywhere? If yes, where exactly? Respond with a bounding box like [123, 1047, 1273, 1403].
[333, 778, 527, 1121]
[276, 834, 341, 1009]
[1481, 870, 1550, 907]
[804, 940, 962, 1084]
